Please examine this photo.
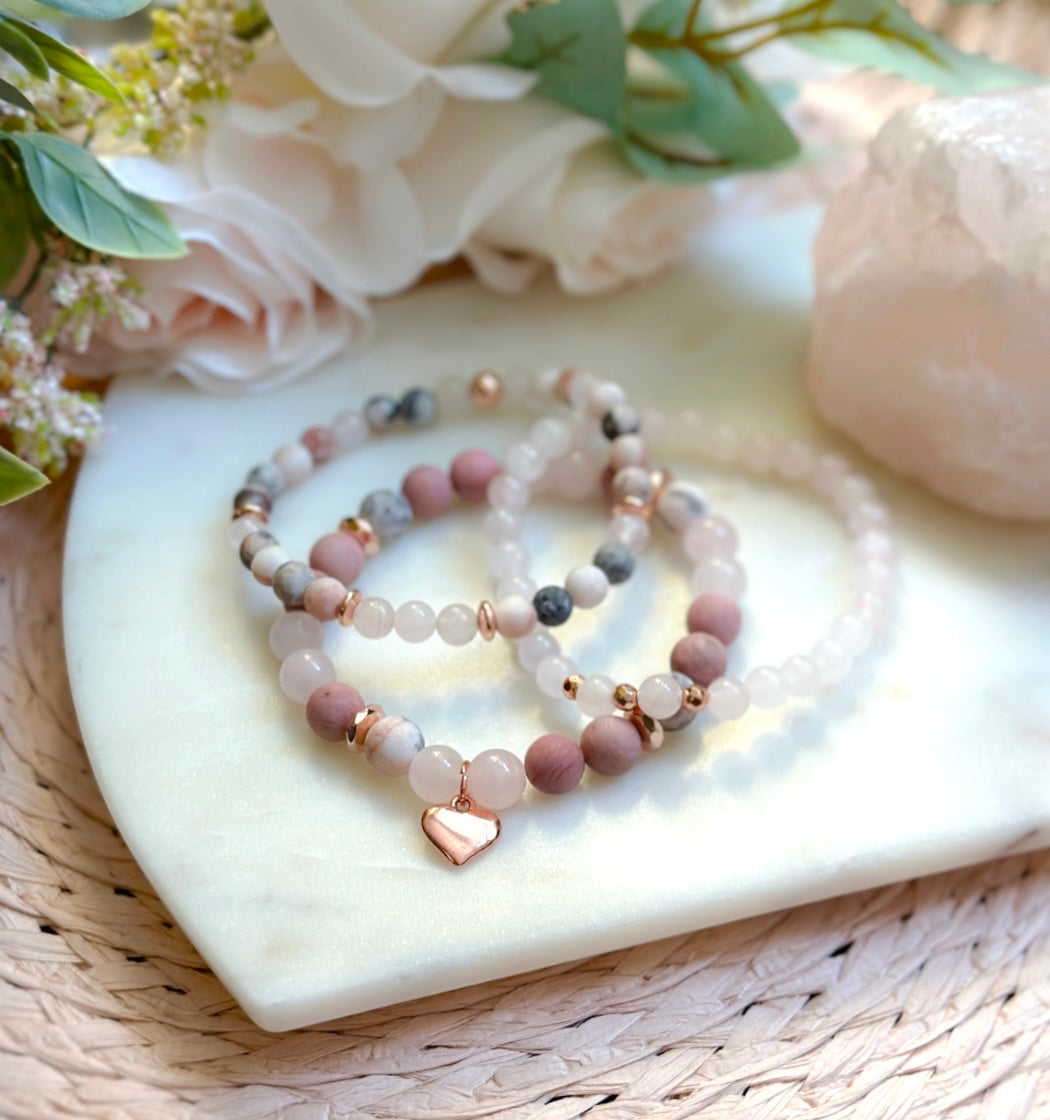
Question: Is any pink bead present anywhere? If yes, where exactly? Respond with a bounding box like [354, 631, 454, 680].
[686, 593, 742, 646]
[301, 425, 334, 464]
[304, 577, 347, 621]
[525, 734, 586, 794]
[671, 632, 728, 687]
[580, 715, 642, 777]
[309, 533, 365, 585]
[402, 464, 454, 519]
[305, 682, 364, 742]
[279, 649, 335, 705]
[450, 448, 500, 503]
[466, 749, 526, 811]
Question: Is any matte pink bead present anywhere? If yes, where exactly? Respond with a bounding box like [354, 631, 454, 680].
[305, 682, 365, 742]
[309, 533, 365, 584]
[686, 592, 742, 645]
[402, 464, 454, 519]
[525, 734, 585, 794]
[580, 715, 642, 777]
[671, 632, 728, 687]
[304, 576, 347, 621]
[450, 448, 500, 503]
[301, 425, 334, 464]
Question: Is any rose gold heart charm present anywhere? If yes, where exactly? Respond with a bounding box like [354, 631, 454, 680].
[421, 797, 500, 866]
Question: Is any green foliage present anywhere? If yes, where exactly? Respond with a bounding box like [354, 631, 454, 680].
[4, 13, 123, 101]
[0, 151, 30, 288]
[0, 444, 49, 504]
[5, 132, 185, 257]
[0, 14, 48, 78]
[0, 74, 34, 112]
[28, 0, 148, 18]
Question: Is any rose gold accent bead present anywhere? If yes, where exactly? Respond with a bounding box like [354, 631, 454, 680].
[612, 495, 652, 520]
[555, 367, 577, 404]
[347, 704, 384, 753]
[682, 684, 708, 712]
[232, 504, 270, 524]
[469, 370, 503, 410]
[649, 468, 672, 497]
[339, 516, 380, 557]
[613, 683, 638, 711]
[477, 600, 497, 641]
[562, 674, 582, 701]
[336, 589, 362, 628]
[632, 708, 665, 751]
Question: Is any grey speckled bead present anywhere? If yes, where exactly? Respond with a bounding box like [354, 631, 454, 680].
[661, 671, 698, 732]
[364, 394, 400, 431]
[533, 585, 573, 627]
[239, 529, 276, 569]
[601, 405, 640, 441]
[593, 542, 635, 585]
[245, 462, 285, 499]
[400, 387, 438, 427]
[273, 561, 314, 609]
[360, 488, 413, 543]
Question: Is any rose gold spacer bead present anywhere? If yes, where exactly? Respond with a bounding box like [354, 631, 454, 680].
[612, 495, 653, 521]
[469, 370, 503, 410]
[613, 683, 638, 711]
[682, 684, 708, 712]
[347, 704, 384, 753]
[336, 589, 362, 628]
[339, 516, 380, 557]
[477, 600, 497, 641]
[649, 468, 672, 498]
[562, 674, 582, 701]
[232, 504, 270, 524]
[632, 708, 665, 751]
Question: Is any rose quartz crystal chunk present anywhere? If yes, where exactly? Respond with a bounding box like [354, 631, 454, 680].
[806, 87, 1050, 521]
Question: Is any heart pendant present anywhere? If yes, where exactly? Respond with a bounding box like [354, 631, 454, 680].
[421, 798, 500, 866]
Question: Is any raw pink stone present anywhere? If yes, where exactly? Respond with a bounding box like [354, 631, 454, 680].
[807, 87, 1050, 521]
[305, 682, 364, 742]
[450, 448, 500, 503]
[525, 733, 585, 794]
[402, 464, 454, 519]
[580, 715, 641, 777]
[671, 632, 727, 687]
[686, 593, 741, 646]
[309, 533, 365, 584]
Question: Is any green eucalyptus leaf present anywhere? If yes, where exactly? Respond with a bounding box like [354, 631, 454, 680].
[0, 74, 35, 113]
[6, 15, 123, 102]
[0, 14, 48, 79]
[0, 152, 30, 289]
[503, 0, 627, 130]
[6, 132, 186, 258]
[28, 0, 149, 19]
[0, 445, 49, 504]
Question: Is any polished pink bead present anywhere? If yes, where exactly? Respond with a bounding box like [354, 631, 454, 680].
[450, 448, 500, 503]
[525, 733, 585, 794]
[309, 532, 365, 584]
[306, 682, 365, 742]
[686, 592, 742, 645]
[581, 715, 642, 777]
[301, 426, 334, 464]
[304, 576, 347, 621]
[402, 464, 454, 519]
[671, 631, 728, 687]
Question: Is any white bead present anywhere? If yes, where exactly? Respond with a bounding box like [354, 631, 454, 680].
[272, 442, 313, 486]
[811, 453, 849, 495]
[830, 612, 873, 656]
[587, 380, 626, 418]
[487, 473, 530, 513]
[690, 557, 747, 598]
[353, 597, 394, 639]
[780, 655, 820, 698]
[251, 545, 290, 585]
[746, 666, 786, 709]
[848, 500, 891, 535]
[518, 629, 559, 672]
[612, 466, 654, 504]
[857, 560, 895, 595]
[706, 677, 750, 721]
[436, 604, 477, 646]
[364, 715, 424, 777]
[607, 512, 650, 554]
[637, 673, 683, 720]
[495, 594, 536, 639]
[496, 575, 536, 600]
[466, 749, 526, 811]
[564, 564, 608, 609]
[529, 416, 572, 459]
[812, 638, 851, 685]
[505, 441, 546, 483]
[409, 745, 463, 803]
[854, 530, 896, 565]
[707, 422, 740, 463]
[609, 433, 648, 470]
[740, 434, 775, 473]
[330, 409, 368, 452]
[566, 370, 597, 409]
[483, 509, 522, 543]
[269, 612, 324, 659]
[852, 590, 892, 630]
[489, 540, 530, 579]
[833, 474, 877, 514]
[395, 600, 436, 643]
[228, 516, 264, 549]
[655, 480, 708, 532]
[278, 648, 335, 705]
[683, 515, 738, 562]
[577, 675, 616, 717]
[773, 439, 815, 481]
[536, 654, 577, 698]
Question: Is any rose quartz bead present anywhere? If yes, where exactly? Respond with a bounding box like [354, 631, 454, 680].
[330, 408, 368, 451]
[577, 675, 616, 718]
[279, 649, 335, 705]
[490, 540, 530, 579]
[686, 593, 742, 646]
[525, 734, 586, 795]
[409, 745, 463, 802]
[305, 682, 365, 742]
[483, 508, 522, 543]
[402, 465, 454, 519]
[637, 673, 683, 720]
[683, 516, 738, 561]
[690, 556, 747, 599]
[780, 654, 820, 698]
[496, 576, 536, 600]
[228, 516, 264, 549]
[529, 416, 572, 459]
[495, 594, 536, 639]
[272, 442, 313, 486]
[518, 629, 559, 672]
[581, 715, 642, 777]
[450, 448, 500, 503]
[353, 597, 394, 639]
[548, 450, 600, 500]
[304, 576, 348, 622]
[436, 603, 477, 646]
[505, 441, 546, 483]
[607, 512, 650, 554]
[671, 632, 728, 687]
[536, 654, 577, 698]
[301, 425, 334, 464]
[269, 611, 324, 659]
[487, 473, 530, 513]
[395, 600, 436, 642]
[812, 638, 851, 684]
[309, 533, 365, 585]
[706, 677, 750, 721]
[467, 749, 526, 810]
[609, 433, 648, 470]
[745, 666, 786, 710]
[565, 564, 608, 609]
[774, 439, 816, 481]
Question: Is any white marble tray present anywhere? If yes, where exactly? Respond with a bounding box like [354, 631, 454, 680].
[64, 206, 1050, 1031]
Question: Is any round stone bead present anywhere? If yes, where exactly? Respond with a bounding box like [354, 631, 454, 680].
[467, 749, 526, 810]
[409, 745, 463, 802]
[330, 408, 368, 451]
[529, 416, 572, 459]
[401, 465, 453, 519]
[581, 715, 642, 776]
[505, 441, 546, 483]
[239, 530, 276, 569]
[637, 673, 684, 720]
[301, 425, 334, 464]
[547, 449, 601, 500]
[306, 682, 365, 742]
[495, 594, 536, 639]
[245, 461, 285, 499]
[497, 576, 536, 601]
[606, 513, 649, 554]
[251, 545, 291, 586]
[745, 666, 786, 710]
[310, 532, 365, 585]
[484, 508, 522, 543]
[686, 593, 742, 646]
[304, 577, 348, 622]
[364, 394, 400, 431]
[436, 603, 477, 646]
[364, 715, 425, 776]
[533, 585, 573, 627]
[228, 516, 265, 550]
[601, 404, 641, 441]
[353, 597, 395, 639]
[487, 473, 530, 513]
[609, 433, 648, 471]
[706, 677, 750, 721]
[269, 611, 324, 659]
[655, 480, 708, 533]
[490, 540, 530, 580]
[400, 387, 437, 426]
[564, 564, 608, 609]
[780, 654, 821, 698]
[518, 629, 560, 673]
[395, 600, 436, 643]
[279, 648, 335, 705]
[683, 515, 738, 561]
[611, 466, 654, 505]
[234, 490, 269, 520]
[690, 557, 747, 599]
[671, 632, 728, 687]
[525, 734, 585, 795]
[661, 671, 699, 732]
[360, 489, 413, 543]
[272, 442, 313, 486]
[450, 448, 500, 503]
[812, 638, 851, 685]
[273, 561, 314, 609]
[593, 542, 635, 585]
[577, 675, 616, 717]
[536, 653, 577, 698]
